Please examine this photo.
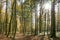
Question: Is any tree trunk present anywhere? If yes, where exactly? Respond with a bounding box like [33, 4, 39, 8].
[12, 0, 17, 39]
[0, 0, 2, 34]
[35, 4, 38, 35]
[39, 0, 43, 33]
[50, 0, 56, 38]
[7, 2, 14, 37]
[5, 0, 8, 36]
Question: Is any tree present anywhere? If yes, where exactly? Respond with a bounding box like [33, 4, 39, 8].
[7, 1, 14, 37]
[20, 0, 36, 35]
[12, 0, 17, 39]
[5, 0, 8, 36]
[50, 0, 56, 38]
[0, 0, 2, 34]
[39, 0, 43, 33]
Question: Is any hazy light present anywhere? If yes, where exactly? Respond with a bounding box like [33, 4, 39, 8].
[55, 3, 58, 13]
[2, 2, 6, 13]
[37, 4, 40, 17]
[20, 0, 25, 4]
[43, 1, 51, 10]
[17, 1, 20, 5]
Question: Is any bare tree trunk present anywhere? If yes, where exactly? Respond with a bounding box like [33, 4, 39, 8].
[12, 0, 17, 39]
[7, 2, 14, 37]
[0, 0, 2, 34]
[39, 0, 43, 33]
[51, 0, 56, 38]
[21, 4, 25, 35]
[35, 4, 38, 35]
[5, 0, 8, 36]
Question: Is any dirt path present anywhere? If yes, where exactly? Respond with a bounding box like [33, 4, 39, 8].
[0, 34, 60, 40]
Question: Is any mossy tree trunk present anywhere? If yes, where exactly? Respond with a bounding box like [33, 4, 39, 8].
[12, 0, 17, 39]
[7, 2, 14, 37]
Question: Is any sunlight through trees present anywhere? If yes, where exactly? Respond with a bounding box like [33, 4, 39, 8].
[0, 0, 60, 40]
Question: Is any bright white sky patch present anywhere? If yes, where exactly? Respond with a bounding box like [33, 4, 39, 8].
[20, 0, 25, 3]
[22, 0, 25, 3]
[37, 3, 40, 17]
[32, 12, 35, 29]
[55, 3, 58, 13]
[17, 0, 25, 5]
[17, 1, 20, 5]
[3, 3, 6, 10]
[2, 2, 6, 12]
[43, 1, 51, 10]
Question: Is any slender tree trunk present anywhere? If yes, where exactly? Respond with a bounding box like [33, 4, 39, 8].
[30, 0, 33, 35]
[12, 0, 17, 39]
[20, 3, 23, 34]
[5, 0, 8, 35]
[51, 0, 56, 38]
[0, 0, 2, 34]
[39, 0, 43, 33]
[21, 4, 25, 35]
[35, 4, 38, 35]
[7, 2, 14, 37]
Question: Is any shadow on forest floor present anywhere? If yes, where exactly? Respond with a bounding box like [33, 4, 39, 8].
[0, 33, 60, 40]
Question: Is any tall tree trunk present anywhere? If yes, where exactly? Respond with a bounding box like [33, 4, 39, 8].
[31, 0, 33, 34]
[12, 0, 17, 39]
[21, 4, 25, 35]
[20, 4, 23, 34]
[51, 0, 56, 38]
[35, 4, 38, 35]
[7, 2, 14, 37]
[0, 0, 2, 34]
[5, 0, 8, 35]
[39, 0, 43, 33]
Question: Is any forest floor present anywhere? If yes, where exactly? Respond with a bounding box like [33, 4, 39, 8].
[0, 33, 60, 40]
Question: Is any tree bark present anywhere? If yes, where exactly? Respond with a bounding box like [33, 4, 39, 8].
[50, 0, 56, 38]
[39, 0, 43, 33]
